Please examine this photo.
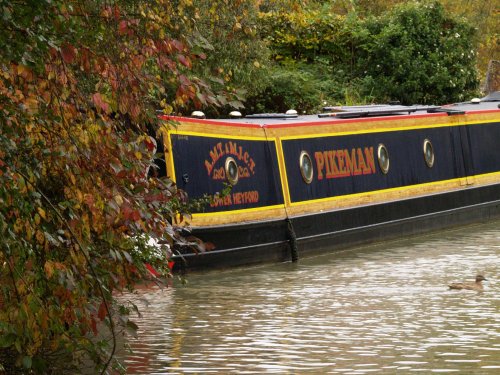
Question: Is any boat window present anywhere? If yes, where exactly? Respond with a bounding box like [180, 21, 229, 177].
[423, 139, 434, 168]
[225, 157, 239, 185]
[377, 144, 390, 174]
[300, 151, 314, 184]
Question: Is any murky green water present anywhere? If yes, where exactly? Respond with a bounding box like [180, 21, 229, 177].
[118, 221, 500, 374]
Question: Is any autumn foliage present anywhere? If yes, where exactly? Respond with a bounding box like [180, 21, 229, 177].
[0, 0, 496, 373]
[0, 0, 239, 373]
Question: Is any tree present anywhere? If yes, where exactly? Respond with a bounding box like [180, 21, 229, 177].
[0, 0, 236, 373]
[172, 0, 270, 117]
[354, 1, 479, 104]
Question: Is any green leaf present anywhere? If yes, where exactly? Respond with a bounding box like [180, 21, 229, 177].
[22, 356, 32, 369]
[0, 333, 17, 348]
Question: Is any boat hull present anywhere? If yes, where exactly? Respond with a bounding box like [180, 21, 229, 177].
[174, 182, 500, 271]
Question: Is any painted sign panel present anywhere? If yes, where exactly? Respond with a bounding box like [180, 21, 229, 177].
[171, 134, 284, 212]
[282, 126, 469, 203]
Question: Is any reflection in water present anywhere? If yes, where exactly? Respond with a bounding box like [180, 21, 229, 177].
[119, 222, 500, 374]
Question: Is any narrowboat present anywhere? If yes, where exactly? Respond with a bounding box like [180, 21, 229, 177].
[159, 92, 500, 271]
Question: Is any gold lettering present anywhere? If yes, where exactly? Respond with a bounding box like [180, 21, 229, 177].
[248, 158, 255, 174]
[228, 141, 238, 155]
[216, 142, 224, 157]
[314, 146, 375, 180]
[337, 150, 346, 176]
[204, 159, 213, 175]
[315, 152, 325, 180]
[364, 147, 375, 174]
[357, 148, 367, 173]
[325, 150, 339, 178]
[233, 192, 241, 204]
[344, 149, 361, 175]
[209, 146, 219, 163]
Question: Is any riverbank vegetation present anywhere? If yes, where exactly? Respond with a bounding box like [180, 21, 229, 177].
[0, 0, 497, 373]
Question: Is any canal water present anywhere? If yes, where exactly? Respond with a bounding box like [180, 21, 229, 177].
[119, 221, 500, 374]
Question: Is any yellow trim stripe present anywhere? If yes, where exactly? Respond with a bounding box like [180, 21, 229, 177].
[192, 204, 285, 218]
[279, 119, 500, 141]
[165, 132, 176, 184]
[170, 129, 269, 141]
[289, 170, 500, 206]
[275, 139, 291, 206]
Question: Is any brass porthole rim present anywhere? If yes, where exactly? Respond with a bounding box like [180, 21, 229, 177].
[225, 156, 239, 185]
[377, 143, 390, 174]
[423, 139, 435, 168]
[299, 151, 314, 184]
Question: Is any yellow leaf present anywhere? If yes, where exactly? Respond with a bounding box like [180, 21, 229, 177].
[37, 207, 46, 220]
[36, 230, 45, 245]
[25, 224, 33, 241]
[14, 218, 23, 233]
[135, 151, 142, 160]
[44, 261, 54, 278]
[76, 189, 83, 203]
[17, 64, 27, 76]
[114, 194, 124, 206]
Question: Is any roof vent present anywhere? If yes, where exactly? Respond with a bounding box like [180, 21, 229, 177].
[470, 98, 481, 104]
[229, 111, 242, 118]
[191, 111, 206, 119]
[286, 109, 298, 115]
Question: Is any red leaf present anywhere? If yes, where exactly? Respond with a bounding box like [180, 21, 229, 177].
[61, 43, 76, 64]
[90, 316, 98, 335]
[145, 263, 159, 277]
[172, 39, 184, 51]
[144, 138, 156, 152]
[118, 20, 128, 35]
[177, 54, 191, 68]
[113, 5, 120, 21]
[97, 301, 107, 321]
[80, 48, 91, 72]
[92, 92, 110, 113]
[131, 210, 141, 221]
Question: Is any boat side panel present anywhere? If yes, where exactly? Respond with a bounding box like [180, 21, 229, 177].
[282, 125, 469, 203]
[170, 133, 284, 212]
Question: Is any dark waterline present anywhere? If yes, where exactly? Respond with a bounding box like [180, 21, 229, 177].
[118, 221, 500, 374]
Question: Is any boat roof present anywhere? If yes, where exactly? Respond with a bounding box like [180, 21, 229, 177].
[168, 92, 500, 127]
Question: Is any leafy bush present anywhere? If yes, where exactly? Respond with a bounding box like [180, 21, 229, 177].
[353, 1, 480, 104]
[257, 0, 480, 109]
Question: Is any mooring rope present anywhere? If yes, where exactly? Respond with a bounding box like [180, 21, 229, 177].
[286, 217, 299, 262]
[262, 125, 299, 262]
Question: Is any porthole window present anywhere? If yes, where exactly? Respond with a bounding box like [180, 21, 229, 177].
[423, 139, 434, 168]
[299, 151, 314, 184]
[377, 144, 390, 174]
[225, 157, 239, 185]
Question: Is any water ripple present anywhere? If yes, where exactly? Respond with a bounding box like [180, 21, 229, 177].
[118, 222, 500, 373]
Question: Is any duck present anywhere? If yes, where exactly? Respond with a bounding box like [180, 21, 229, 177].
[448, 274, 487, 291]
